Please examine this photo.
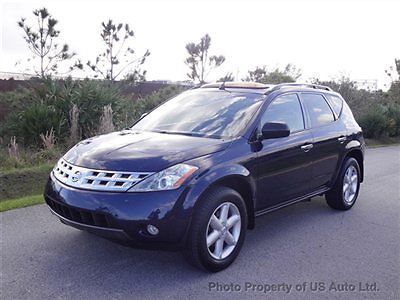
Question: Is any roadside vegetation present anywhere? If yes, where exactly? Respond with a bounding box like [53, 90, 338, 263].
[0, 7, 399, 211]
[0, 195, 44, 212]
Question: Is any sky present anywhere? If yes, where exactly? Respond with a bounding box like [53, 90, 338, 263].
[0, 0, 399, 89]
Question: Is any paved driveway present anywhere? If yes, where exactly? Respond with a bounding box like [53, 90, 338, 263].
[1, 146, 399, 299]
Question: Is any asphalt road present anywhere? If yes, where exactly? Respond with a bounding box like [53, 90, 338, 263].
[1, 146, 399, 300]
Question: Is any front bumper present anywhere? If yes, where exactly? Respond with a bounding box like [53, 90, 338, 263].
[48, 205, 131, 240]
[44, 172, 192, 250]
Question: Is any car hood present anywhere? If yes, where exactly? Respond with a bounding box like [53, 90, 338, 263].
[63, 130, 231, 172]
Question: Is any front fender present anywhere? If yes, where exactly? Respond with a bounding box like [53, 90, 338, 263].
[184, 164, 256, 210]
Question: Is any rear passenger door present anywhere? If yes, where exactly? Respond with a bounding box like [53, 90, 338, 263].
[299, 93, 347, 191]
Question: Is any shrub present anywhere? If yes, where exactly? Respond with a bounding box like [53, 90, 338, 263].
[386, 104, 400, 136]
[387, 81, 400, 105]
[0, 87, 31, 121]
[11, 103, 67, 146]
[358, 105, 390, 138]
[12, 103, 67, 146]
[1, 79, 127, 147]
[0, 88, 32, 138]
[67, 80, 124, 138]
[28, 78, 125, 139]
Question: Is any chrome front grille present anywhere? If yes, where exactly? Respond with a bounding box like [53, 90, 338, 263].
[53, 159, 153, 192]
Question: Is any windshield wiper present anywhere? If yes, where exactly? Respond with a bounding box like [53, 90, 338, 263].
[154, 130, 220, 139]
[155, 130, 198, 137]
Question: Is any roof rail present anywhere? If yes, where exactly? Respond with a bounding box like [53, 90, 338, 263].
[266, 83, 332, 94]
[200, 82, 272, 89]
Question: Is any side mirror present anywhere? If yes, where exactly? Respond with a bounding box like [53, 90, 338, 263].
[261, 122, 290, 139]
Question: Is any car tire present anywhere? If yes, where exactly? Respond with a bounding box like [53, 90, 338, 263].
[326, 157, 361, 210]
[183, 186, 247, 272]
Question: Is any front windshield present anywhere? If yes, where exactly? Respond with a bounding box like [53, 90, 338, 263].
[132, 90, 263, 138]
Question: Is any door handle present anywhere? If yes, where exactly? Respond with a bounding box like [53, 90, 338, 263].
[338, 136, 347, 144]
[301, 144, 313, 152]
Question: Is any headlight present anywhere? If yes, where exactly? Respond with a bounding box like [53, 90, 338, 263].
[127, 163, 198, 192]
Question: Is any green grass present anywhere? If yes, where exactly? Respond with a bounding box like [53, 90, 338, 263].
[1, 163, 54, 175]
[0, 163, 51, 211]
[0, 163, 53, 201]
[0, 194, 44, 212]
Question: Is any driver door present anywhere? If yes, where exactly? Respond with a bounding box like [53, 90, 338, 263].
[255, 93, 314, 210]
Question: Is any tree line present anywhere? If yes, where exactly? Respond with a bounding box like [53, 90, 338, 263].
[17, 7, 308, 84]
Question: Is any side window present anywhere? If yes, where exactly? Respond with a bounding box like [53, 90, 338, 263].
[301, 93, 335, 127]
[325, 94, 343, 118]
[261, 94, 304, 133]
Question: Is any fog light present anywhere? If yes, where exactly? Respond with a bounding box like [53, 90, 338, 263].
[147, 224, 159, 235]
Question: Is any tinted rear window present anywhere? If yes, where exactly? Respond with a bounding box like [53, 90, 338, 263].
[300, 93, 335, 127]
[326, 94, 343, 117]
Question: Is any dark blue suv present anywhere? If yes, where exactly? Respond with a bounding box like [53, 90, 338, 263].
[44, 82, 364, 272]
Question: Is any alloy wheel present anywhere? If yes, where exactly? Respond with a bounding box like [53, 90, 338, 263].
[343, 165, 358, 204]
[206, 202, 241, 260]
